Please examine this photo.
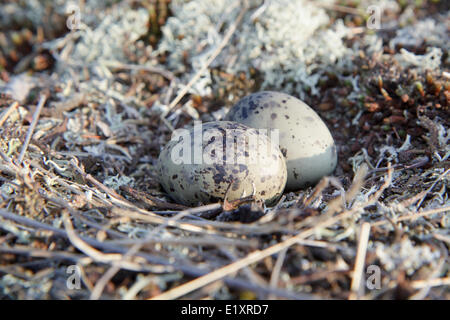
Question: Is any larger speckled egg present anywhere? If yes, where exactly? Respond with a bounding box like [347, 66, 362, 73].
[157, 121, 287, 206]
[225, 91, 337, 190]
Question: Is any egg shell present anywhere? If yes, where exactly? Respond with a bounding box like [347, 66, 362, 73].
[225, 91, 337, 190]
[157, 121, 287, 206]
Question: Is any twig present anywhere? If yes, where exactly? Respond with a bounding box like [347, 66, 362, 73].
[409, 243, 448, 300]
[18, 94, 47, 164]
[102, 61, 175, 81]
[0, 208, 317, 299]
[61, 210, 134, 266]
[0, 246, 88, 264]
[150, 166, 395, 300]
[108, 236, 256, 248]
[0, 101, 19, 127]
[416, 169, 449, 210]
[250, 0, 269, 22]
[349, 222, 371, 300]
[371, 206, 450, 227]
[120, 186, 188, 211]
[302, 176, 329, 207]
[160, 1, 249, 124]
[269, 248, 287, 299]
[69, 210, 128, 240]
[312, 1, 365, 15]
[219, 248, 269, 294]
[111, 205, 286, 236]
[89, 203, 224, 300]
[0, 208, 173, 272]
[70, 158, 130, 204]
[44, 189, 238, 237]
[432, 233, 450, 245]
[346, 163, 368, 205]
[410, 277, 450, 290]
[122, 275, 156, 300]
[369, 163, 393, 202]
[150, 209, 355, 300]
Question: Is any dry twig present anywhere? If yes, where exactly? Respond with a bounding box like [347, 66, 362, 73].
[160, 1, 249, 126]
[18, 94, 47, 164]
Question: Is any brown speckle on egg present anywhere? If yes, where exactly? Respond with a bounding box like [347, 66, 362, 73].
[157, 121, 287, 206]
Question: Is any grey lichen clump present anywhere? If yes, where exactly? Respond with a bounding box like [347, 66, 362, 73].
[157, 121, 287, 206]
[226, 91, 337, 190]
[156, 0, 352, 98]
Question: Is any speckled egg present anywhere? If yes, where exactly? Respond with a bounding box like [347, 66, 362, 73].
[157, 121, 287, 206]
[225, 91, 337, 190]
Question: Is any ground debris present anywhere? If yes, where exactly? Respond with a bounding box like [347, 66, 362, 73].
[0, 0, 449, 300]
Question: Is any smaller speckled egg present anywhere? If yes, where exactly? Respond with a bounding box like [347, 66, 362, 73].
[225, 91, 337, 190]
[157, 121, 287, 206]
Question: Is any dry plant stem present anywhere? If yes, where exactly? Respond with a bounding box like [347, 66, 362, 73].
[112, 206, 286, 236]
[0, 266, 34, 280]
[349, 222, 371, 300]
[0, 246, 89, 264]
[220, 248, 268, 291]
[69, 210, 127, 240]
[40, 183, 219, 236]
[410, 277, 450, 290]
[302, 177, 329, 207]
[269, 247, 287, 299]
[150, 166, 394, 300]
[160, 1, 249, 123]
[250, 0, 269, 21]
[312, 1, 365, 15]
[8, 203, 446, 259]
[0, 208, 173, 271]
[62, 210, 133, 266]
[409, 245, 448, 300]
[0, 101, 19, 127]
[295, 164, 386, 233]
[75, 263, 95, 292]
[346, 163, 368, 204]
[18, 94, 47, 164]
[20, 158, 270, 236]
[109, 236, 255, 248]
[150, 210, 355, 300]
[120, 186, 188, 211]
[89, 203, 226, 300]
[432, 233, 450, 245]
[0, 209, 313, 299]
[122, 275, 156, 300]
[371, 206, 450, 227]
[102, 61, 175, 81]
[43, 184, 264, 240]
[70, 158, 129, 203]
[415, 169, 449, 210]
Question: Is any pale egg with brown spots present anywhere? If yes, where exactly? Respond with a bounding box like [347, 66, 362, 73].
[157, 121, 287, 206]
[225, 91, 337, 190]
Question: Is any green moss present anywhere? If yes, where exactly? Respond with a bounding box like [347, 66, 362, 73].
[398, 129, 407, 138]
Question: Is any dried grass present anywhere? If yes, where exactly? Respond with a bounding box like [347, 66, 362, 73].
[0, 0, 448, 300]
